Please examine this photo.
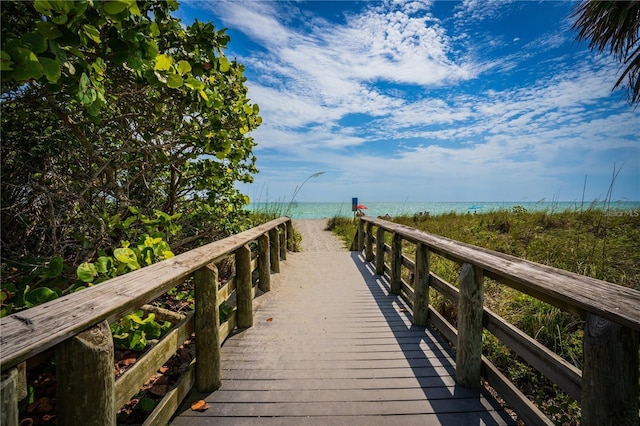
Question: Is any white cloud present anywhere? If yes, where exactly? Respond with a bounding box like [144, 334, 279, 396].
[191, 1, 639, 202]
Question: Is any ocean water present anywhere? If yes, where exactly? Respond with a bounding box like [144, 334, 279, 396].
[249, 201, 640, 220]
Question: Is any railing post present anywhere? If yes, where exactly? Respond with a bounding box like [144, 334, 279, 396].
[1, 368, 18, 426]
[456, 263, 484, 388]
[413, 243, 430, 327]
[279, 225, 287, 261]
[582, 314, 639, 425]
[235, 244, 253, 328]
[269, 227, 280, 273]
[357, 219, 365, 252]
[56, 320, 115, 425]
[258, 233, 271, 292]
[286, 220, 294, 251]
[390, 232, 402, 294]
[194, 263, 221, 392]
[365, 222, 374, 262]
[375, 226, 385, 275]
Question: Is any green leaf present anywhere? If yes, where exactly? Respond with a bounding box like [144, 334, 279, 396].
[140, 397, 157, 413]
[177, 60, 191, 75]
[184, 76, 204, 90]
[218, 56, 230, 72]
[95, 256, 113, 274]
[22, 32, 47, 54]
[103, 1, 128, 15]
[10, 48, 44, 81]
[83, 24, 101, 44]
[36, 21, 63, 39]
[77, 262, 98, 283]
[39, 57, 61, 83]
[0, 50, 13, 71]
[114, 247, 137, 264]
[154, 54, 173, 71]
[42, 256, 63, 278]
[166, 73, 183, 88]
[25, 287, 59, 305]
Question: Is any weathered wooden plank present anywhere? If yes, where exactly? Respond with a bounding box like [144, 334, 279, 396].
[177, 398, 506, 417]
[143, 360, 195, 426]
[172, 412, 513, 426]
[375, 226, 385, 274]
[413, 243, 430, 326]
[194, 264, 221, 392]
[201, 386, 482, 403]
[456, 263, 484, 387]
[484, 308, 582, 402]
[361, 216, 640, 331]
[0, 368, 18, 426]
[235, 245, 253, 329]
[582, 314, 639, 425]
[258, 233, 270, 292]
[114, 312, 193, 408]
[365, 222, 374, 261]
[55, 320, 115, 426]
[391, 232, 402, 294]
[0, 217, 290, 371]
[426, 268, 583, 401]
[482, 356, 554, 426]
[269, 227, 280, 273]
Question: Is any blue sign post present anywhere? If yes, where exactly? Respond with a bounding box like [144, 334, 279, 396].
[352, 198, 358, 212]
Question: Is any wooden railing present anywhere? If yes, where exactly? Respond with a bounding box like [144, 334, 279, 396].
[355, 216, 639, 425]
[0, 217, 293, 426]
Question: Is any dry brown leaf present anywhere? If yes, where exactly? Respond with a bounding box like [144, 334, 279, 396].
[150, 384, 170, 397]
[191, 400, 210, 412]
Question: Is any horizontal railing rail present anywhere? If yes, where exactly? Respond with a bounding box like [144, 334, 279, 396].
[356, 216, 639, 425]
[1, 217, 293, 426]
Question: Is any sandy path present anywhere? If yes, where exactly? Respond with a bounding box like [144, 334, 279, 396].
[292, 219, 348, 252]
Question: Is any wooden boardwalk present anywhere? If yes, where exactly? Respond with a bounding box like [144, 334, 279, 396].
[172, 223, 516, 425]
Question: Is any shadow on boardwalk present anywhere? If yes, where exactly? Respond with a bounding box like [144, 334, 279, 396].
[349, 251, 515, 425]
[171, 244, 516, 425]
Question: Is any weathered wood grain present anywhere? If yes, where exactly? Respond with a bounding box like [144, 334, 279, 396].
[413, 243, 430, 327]
[268, 227, 280, 273]
[456, 263, 484, 387]
[56, 320, 115, 426]
[375, 226, 385, 274]
[582, 314, 639, 425]
[172, 248, 515, 425]
[195, 264, 221, 393]
[258, 233, 270, 292]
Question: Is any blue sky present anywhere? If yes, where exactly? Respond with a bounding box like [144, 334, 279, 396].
[176, 0, 639, 203]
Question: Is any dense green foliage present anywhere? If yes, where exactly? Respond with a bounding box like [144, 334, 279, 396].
[328, 207, 639, 424]
[1, 0, 261, 312]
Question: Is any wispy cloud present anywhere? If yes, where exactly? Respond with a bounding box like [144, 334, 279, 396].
[184, 1, 639, 202]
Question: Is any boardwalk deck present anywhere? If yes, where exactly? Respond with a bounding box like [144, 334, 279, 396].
[171, 220, 516, 425]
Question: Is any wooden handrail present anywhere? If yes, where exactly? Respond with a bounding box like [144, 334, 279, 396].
[1, 217, 292, 425]
[356, 216, 640, 425]
[0, 217, 290, 372]
[360, 216, 640, 330]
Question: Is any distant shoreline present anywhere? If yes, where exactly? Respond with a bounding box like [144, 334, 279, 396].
[250, 200, 640, 220]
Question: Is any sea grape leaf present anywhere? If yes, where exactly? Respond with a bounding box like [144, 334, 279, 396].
[77, 262, 98, 283]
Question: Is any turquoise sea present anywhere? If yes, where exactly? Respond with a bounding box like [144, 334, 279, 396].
[249, 201, 640, 220]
